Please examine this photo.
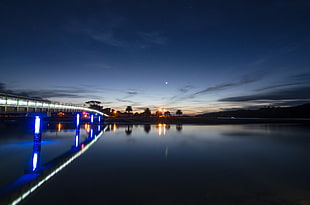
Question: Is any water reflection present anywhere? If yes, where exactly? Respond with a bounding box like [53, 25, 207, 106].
[125, 125, 133, 135]
[84, 123, 90, 133]
[144, 124, 151, 133]
[112, 123, 117, 132]
[5, 123, 310, 204]
[57, 123, 62, 132]
[157, 123, 166, 136]
[0, 116, 106, 204]
[104, 123, 183, 135]
[176, 124, 182, 132]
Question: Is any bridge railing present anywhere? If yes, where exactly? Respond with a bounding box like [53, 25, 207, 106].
[0, 94, 108, 117]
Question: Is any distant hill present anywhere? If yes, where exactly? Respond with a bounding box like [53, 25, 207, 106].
[197, 103, 310, 118]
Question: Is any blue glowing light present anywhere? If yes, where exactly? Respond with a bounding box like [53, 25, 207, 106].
[90, 128, 93, 138]
[75, 134, 79, 148]
[98, 116, 101, 123]
[32, 153, 38, 171]
[34, 116, 41, 134]
[98, 125, 101, 132]
[76, 113, 80, 127]
[91, 114, 94, 123]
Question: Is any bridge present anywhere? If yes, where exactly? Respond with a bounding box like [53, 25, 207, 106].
[0, 93, 108, 118]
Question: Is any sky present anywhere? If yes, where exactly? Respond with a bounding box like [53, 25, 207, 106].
[0, 0, 310, 114]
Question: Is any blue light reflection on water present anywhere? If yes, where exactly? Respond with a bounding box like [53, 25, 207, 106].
[0, 119, 93, 189]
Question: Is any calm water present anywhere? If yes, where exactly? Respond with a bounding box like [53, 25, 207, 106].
[1, 121, 310, 204]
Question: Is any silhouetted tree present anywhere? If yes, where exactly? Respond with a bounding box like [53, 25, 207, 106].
[155, 110, 162, 117]
[86, 101, 103, 111]
[143, 108, 151, 117]
[164, 111, 171, 117]
[126, 106, 133, 113]
[176, 110, 183, 116]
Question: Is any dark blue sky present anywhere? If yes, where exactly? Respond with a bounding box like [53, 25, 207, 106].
[1, 0, 310, 114]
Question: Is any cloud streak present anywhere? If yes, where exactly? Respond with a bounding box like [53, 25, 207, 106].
[219, 86, 310, 102]
[0, 82, 102, 100]
[193, 75, 261, 96]
[138, 32, 167, 45]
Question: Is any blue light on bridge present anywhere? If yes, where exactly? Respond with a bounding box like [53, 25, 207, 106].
[34, 116, 41, 134]
[76, 113, 80, 127]
[98, 125, 101, 132]
[90, 114, 94, 123]
[98, 116, 101, 123]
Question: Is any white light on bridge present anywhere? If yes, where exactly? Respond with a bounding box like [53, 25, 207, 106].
[36, 102, 43, 107]
[0, 96, 106, 116]
[43, 103, 49, 107]
[7, 99, 18, 105]
[28, 101, 36, 106]
[18, 100, 28, 106]
[0, 98, 6, 104]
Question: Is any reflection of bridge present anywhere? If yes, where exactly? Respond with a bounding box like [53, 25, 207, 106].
[0, 115, 107, 204]
[0, 93, 108, 117]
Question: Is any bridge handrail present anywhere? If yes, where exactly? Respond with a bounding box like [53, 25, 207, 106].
[0, 94, 108, 117]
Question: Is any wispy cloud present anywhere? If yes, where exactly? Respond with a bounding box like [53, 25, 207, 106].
[87, 30, 128, 47]
[193, 75, 261, 96]
[138, 32, 167, 45]
[167, 75, 262, 105]
[0, 82, 102, 100]
[66, 14, 128, 48]
[126, 91, 138, 95]
[248, 40, 310, 67]
[219, 73, 310, 106]
[255, 72, 310, 92]
[178, 84, 195, 93]
[66, 18, 167, 48]
[219, 86, 310, 103]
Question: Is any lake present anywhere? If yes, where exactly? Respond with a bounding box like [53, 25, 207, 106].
[1, 120, 310, 204]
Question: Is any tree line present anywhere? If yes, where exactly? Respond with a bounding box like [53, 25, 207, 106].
[85, 101, 183, 117]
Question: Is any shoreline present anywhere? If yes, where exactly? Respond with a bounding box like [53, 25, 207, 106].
[106, 116, 310, 125]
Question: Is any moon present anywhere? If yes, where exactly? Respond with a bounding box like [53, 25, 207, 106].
[164, 81, 168, 85]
